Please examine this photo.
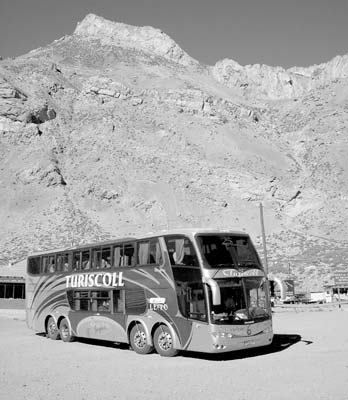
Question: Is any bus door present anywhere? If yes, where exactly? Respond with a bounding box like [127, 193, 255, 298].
[165, 236, 208, 348]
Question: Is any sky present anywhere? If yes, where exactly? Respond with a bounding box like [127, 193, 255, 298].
[0, 0, 347, 69]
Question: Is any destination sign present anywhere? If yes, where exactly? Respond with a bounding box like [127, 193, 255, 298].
[216, 268, 264, 278]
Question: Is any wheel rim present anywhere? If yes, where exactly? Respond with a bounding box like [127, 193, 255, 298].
[48, 320, 57, 336]
[158, 330, 172, 351]
[134, 328, 147, 349]
[61, 324, 69, 339]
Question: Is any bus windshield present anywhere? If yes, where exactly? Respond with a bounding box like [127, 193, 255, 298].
[196, 234, 261, 269]
[209, 277, 270, 325]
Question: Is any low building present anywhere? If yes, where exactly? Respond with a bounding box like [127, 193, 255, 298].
[0, 259, 26, 309]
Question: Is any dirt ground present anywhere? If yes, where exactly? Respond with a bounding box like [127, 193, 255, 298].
[0, 307, 347, 400]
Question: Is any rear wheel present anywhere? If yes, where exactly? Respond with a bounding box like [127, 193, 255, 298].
[129, 324, 153, 354]
[153, 325, 179, 357]
[47, 317, 60, 340]
[59, 318, 75, 342]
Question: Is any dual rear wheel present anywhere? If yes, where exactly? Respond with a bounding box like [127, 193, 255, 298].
[46, 317, 75, 342]
[47, 318, 177, 356]
[129, 323, 179, 357]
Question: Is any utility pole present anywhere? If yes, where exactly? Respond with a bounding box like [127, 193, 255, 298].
[259, 202, 269, 276]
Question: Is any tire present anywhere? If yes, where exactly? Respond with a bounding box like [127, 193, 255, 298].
[129, 324, 154, 354]
[59, 317, 75, 342]
[153, 325, 179, 357]
[47, 317, 60, 340]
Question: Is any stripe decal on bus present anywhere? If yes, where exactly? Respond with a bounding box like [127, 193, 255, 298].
[133, 269, 161, 285]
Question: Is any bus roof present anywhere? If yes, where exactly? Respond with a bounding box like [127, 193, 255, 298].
[141, 228, 248, 238]
[27, 228, 249, 258]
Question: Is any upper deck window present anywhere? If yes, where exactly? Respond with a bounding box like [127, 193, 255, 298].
[197, 234, 261, 269]
[92, 247, 111, 269]
[28, 257, 40, 275]
[165, 236, 198, 267]
[113, 243, 135, 267]
[137, 239, 162, 265]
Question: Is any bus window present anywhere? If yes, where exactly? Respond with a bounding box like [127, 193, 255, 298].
[125, 290, 146, 314]
[101, 247, 111, 268]
[113, 290, 124, 313]
[68, 290, 111, 312]
[73, 252, 80, 271]
[113, 243, 135, 267]
[57, 253, 69, 272]
[176, 281, 207, 322]
[137, 239, 162, 265]
[81, 250, 90, 270]
[91, 291, 110, 312]
[124, 244, 135, 266]
[92, 247, 110, 269]
[42, 256, 49, 274]
[28, 257, 40, 275]
[69, 291, 89, 311]
[165, 236, 198, 267]
[48, 255, 56, 273]
[92, 248, 102, 269]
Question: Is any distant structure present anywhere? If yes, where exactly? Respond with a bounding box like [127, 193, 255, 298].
[0, 259, 26, 309]
[268, 274, 286, 300]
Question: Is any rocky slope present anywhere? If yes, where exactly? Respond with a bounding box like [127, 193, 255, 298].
[1, 14, 348, 291]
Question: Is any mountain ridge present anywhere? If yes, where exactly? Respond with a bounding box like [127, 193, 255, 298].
[0, 14, 347, 292]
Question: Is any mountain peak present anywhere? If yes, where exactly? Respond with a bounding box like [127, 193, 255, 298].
[74, 13, 198, 67]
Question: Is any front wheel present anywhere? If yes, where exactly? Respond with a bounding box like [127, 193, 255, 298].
[153, 325, 179, 357]
[47, 317, 60, 340]
[59, 318, 75, 342]
[129, 324, 154, 354]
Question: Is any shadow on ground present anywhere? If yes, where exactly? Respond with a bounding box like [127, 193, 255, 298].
[38, 332, 303, 360]
[181, 334, 303, 361]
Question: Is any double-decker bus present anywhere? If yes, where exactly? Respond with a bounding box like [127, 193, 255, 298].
[26, 229, 273, 356]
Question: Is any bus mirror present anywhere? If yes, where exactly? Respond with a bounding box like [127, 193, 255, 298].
[203, 278, 221, 305]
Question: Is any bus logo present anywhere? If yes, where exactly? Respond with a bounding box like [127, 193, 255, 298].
[148, 297, 168, 311]
[65, 272, 124, 288]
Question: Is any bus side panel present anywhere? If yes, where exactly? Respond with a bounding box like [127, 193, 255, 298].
[73, 314, 128, 342]
[26, 274, 68, 333]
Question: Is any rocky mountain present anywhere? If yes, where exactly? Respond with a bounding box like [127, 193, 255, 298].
[1, 14, 348, 291]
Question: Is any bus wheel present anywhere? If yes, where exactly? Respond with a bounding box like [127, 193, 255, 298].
[129, 324, 153, 354]
[59, 318, 75, 343]
[47, 317, 60, 340]
[153, 325, 179, 357]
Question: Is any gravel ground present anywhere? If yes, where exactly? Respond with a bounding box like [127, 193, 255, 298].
[0, 307, 347, 400]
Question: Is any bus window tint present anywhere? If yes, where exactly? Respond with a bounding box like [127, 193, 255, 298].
[113, 290, 124, 313]
[68, 290, 111, 313]
[165, 236, 198, 266]
[57, 253, 69, 272]
[176, 281, 207, 322]
[101, 247, 111, 268]
[113, 243, 135, 267]
[92, 290, 110, 312]
[92, 248, 110, 269]
[42, 256, 49, 274]
[137, 239, 162, 265]
[28, 257, 40, 275]
[81, 250, 90, 270]
[72, 291, 89, 311]
[125, 290, 146, 314]
[48, 255, 56, 273]
[73, 252, 80, 270]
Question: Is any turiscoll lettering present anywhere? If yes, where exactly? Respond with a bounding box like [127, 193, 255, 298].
[66, 272, 124, 288]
